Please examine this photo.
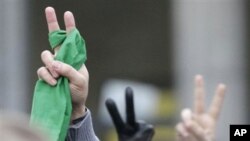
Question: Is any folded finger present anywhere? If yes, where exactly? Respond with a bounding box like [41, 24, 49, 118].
[181, 108, 192, 122]
[37, 67, 57, 86]
[41, 50, 58, 78]
[52, 61, 82, 85]
[185, 120, 206, 141]
[176, 123, 189, 138]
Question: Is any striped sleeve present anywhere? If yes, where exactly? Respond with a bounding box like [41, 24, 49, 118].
[66, 109, 99, 141]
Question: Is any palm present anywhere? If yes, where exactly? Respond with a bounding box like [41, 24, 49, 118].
[69, 65, 89, 106]
[196, 114, 216, 141]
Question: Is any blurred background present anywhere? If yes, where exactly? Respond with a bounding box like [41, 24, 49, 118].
[0, 0, 249, 140]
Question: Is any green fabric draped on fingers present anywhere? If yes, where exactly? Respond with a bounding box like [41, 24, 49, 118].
[30, 28, 87, 141]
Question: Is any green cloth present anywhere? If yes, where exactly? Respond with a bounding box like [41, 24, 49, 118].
[30, 28, 87, 141]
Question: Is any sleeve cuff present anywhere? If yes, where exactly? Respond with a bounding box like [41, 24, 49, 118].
[67, 109, 99, 141]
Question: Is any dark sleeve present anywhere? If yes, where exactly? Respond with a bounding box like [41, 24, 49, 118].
[66, 109, 99, 141]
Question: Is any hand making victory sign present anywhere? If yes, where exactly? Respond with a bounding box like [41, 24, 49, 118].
[37, 7, 89, 121]
[106, 87, 155, 141]
[176, 75, 226, 141]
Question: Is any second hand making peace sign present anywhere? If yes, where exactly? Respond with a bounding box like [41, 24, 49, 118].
[176, 75, 226, 141]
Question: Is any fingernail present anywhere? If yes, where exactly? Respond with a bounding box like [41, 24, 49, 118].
[51, 79, 57, 85]
[52, 61, 61, 70]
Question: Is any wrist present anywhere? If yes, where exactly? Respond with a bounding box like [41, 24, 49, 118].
[71, 105, 86, 121]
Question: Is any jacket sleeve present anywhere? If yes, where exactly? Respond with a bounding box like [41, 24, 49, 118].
[66, 109, 99, 141]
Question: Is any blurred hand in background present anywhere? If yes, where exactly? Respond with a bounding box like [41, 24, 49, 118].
[176, 75, 226, 141]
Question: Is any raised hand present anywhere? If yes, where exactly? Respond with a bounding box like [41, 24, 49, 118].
[37, 7, 89, 120]
[176, 75, 226, 141]
[105, 87, 155, 141]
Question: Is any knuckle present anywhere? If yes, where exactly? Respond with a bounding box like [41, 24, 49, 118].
[175, 123, 181, 130]
[37, 67, 47, 76]
[41, 50, 50, 59]
[37, 67, 43, 75]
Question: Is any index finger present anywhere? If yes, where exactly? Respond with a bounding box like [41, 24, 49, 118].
[194, 75, 205, 115]
[45, 7, 60, 32]
[208, 84, 226, 120]
[105, 99, 125, 133]
[125, 87, 137, 128]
